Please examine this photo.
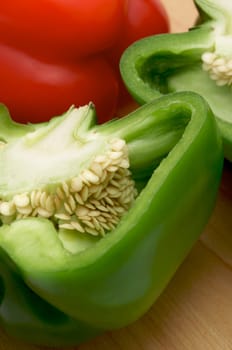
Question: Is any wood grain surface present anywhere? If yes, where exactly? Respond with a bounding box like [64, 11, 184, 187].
[2, 1, 232, 349]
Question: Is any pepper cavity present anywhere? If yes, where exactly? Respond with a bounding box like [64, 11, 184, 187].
[0, 137, 137, 238]
[0, 104, 139, 251]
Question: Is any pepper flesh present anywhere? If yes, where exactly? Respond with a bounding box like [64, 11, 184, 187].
[120, 0, 232, 160]
[0, 91, 223, 346]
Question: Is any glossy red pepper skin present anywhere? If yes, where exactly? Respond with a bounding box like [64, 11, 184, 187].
[0, 44, 118, 124]
[0, 0, 169, 123]
[0, 0, 125, 59]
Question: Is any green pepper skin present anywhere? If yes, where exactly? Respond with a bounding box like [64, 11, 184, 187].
[0, 92, 223, 346]
[120, 0, 232, 161]
[0, 248, 101, 347]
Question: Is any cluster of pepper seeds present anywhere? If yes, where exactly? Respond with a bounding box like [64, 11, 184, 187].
[0, 138, 138, 237]
[202, 52, 232, 86]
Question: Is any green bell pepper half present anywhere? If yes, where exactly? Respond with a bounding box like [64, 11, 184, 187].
[120, 0, 232, 161]
[0, 91, 223, 347]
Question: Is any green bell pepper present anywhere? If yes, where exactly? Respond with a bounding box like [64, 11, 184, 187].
[120, 0, 232, 161]
[0, 91, 223, 347]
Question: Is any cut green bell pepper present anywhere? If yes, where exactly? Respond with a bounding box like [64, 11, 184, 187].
[0, 91, 223, 347]
[120, 0, 232, 161]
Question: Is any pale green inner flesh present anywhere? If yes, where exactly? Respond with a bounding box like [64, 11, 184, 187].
[0, 106, 106, 199]
[196, 0, 232, 34]
[168, 64, 232, 123]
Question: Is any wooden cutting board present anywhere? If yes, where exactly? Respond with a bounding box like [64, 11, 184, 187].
[2, 1, 232, 349]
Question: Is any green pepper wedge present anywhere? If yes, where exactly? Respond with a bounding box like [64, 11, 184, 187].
[120, 0, 232, 161]
[0, 91, 223, 347]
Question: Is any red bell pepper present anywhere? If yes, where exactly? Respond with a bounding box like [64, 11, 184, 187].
[0, 0, 169, 124]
